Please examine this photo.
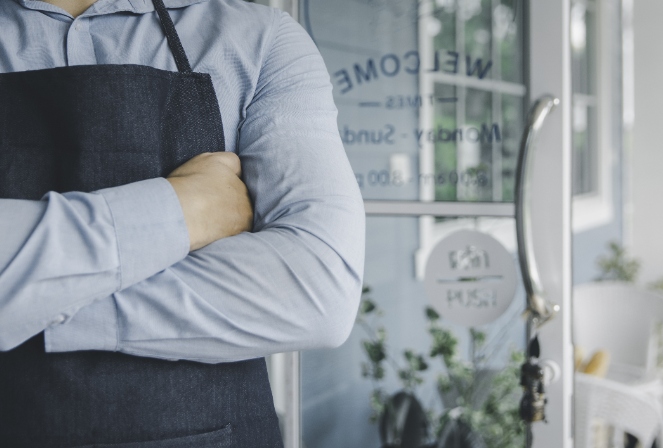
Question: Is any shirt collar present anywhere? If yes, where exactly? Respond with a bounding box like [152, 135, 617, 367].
[13, 0, 209, 18]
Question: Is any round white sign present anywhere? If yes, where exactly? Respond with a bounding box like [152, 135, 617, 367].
[423, 229, 517, 327]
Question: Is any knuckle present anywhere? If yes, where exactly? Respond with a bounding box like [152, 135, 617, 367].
[226, 152, 241, 167]
[218, 153, 241, 173]
[212, 151, 235, 161]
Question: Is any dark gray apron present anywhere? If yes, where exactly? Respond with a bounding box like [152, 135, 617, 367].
[0, 1, 283, 446]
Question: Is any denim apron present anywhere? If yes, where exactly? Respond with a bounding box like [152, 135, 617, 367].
[0, 1, 283, 446]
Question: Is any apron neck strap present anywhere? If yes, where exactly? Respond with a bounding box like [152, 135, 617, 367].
[152, 0, 193, 74]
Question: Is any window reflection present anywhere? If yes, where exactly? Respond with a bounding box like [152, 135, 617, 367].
[301, 1, 527, 447]
[304, 0, 524, 203]
[428, 0, 524, 202]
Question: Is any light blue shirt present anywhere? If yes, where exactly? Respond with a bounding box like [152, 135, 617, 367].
[0, 0, 365, 363]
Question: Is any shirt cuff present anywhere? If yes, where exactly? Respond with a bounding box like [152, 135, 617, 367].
[96, 177, 190, 290]
[44, 296, 118, 353]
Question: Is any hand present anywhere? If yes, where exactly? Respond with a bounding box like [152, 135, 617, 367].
[166, 152, 253, 251]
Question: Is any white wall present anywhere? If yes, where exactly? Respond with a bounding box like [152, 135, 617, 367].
[629, 0, 663, 285]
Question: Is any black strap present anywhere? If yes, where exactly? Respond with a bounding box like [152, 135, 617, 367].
[152, 0, 193, 73]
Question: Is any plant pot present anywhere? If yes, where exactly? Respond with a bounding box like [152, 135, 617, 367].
[436, 418, 486, 448]
[379, 391, 429, 448]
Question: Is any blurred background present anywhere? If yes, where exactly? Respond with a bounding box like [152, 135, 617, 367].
[249, 1, 663, 447]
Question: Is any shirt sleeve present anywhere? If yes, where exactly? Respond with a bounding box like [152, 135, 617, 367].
[44, 11, 366, 363]
[0, 178, 190, 351]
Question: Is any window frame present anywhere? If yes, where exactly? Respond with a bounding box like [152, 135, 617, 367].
[571, 0, 617, 233]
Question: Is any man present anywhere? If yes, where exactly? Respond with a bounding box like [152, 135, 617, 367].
[0, 0, 365, 446]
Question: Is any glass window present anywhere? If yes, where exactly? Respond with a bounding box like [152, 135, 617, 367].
[304, 0, 525, 204]
[426, 0, 525, 203]
[302, 215, 526, 448]
[300, 1, 528, 446]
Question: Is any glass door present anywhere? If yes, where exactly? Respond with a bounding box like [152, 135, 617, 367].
[266, 1, 574, 447]
[297, 1, 574, 447]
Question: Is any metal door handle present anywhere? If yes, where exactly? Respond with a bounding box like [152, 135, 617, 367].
[515, 95, 561, 328]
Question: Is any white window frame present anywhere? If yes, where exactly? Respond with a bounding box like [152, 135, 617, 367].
[571, 0, 616, 233]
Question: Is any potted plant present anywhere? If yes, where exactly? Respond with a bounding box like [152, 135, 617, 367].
[357, 286, 525, 448]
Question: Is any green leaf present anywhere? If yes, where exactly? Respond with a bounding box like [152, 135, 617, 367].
[470, 328, 486, 347]
[595, 241, 640, 282]
[402, 349, 428, 371]
[437, 375, 452, 393]
[359, 299, 377, 315]
[429, 327, 458, 360]
[360, 362, 369, 377]
[425, 306, 440, 321]
[369, 389, 386, 423]
[363, 340, 386, 364]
